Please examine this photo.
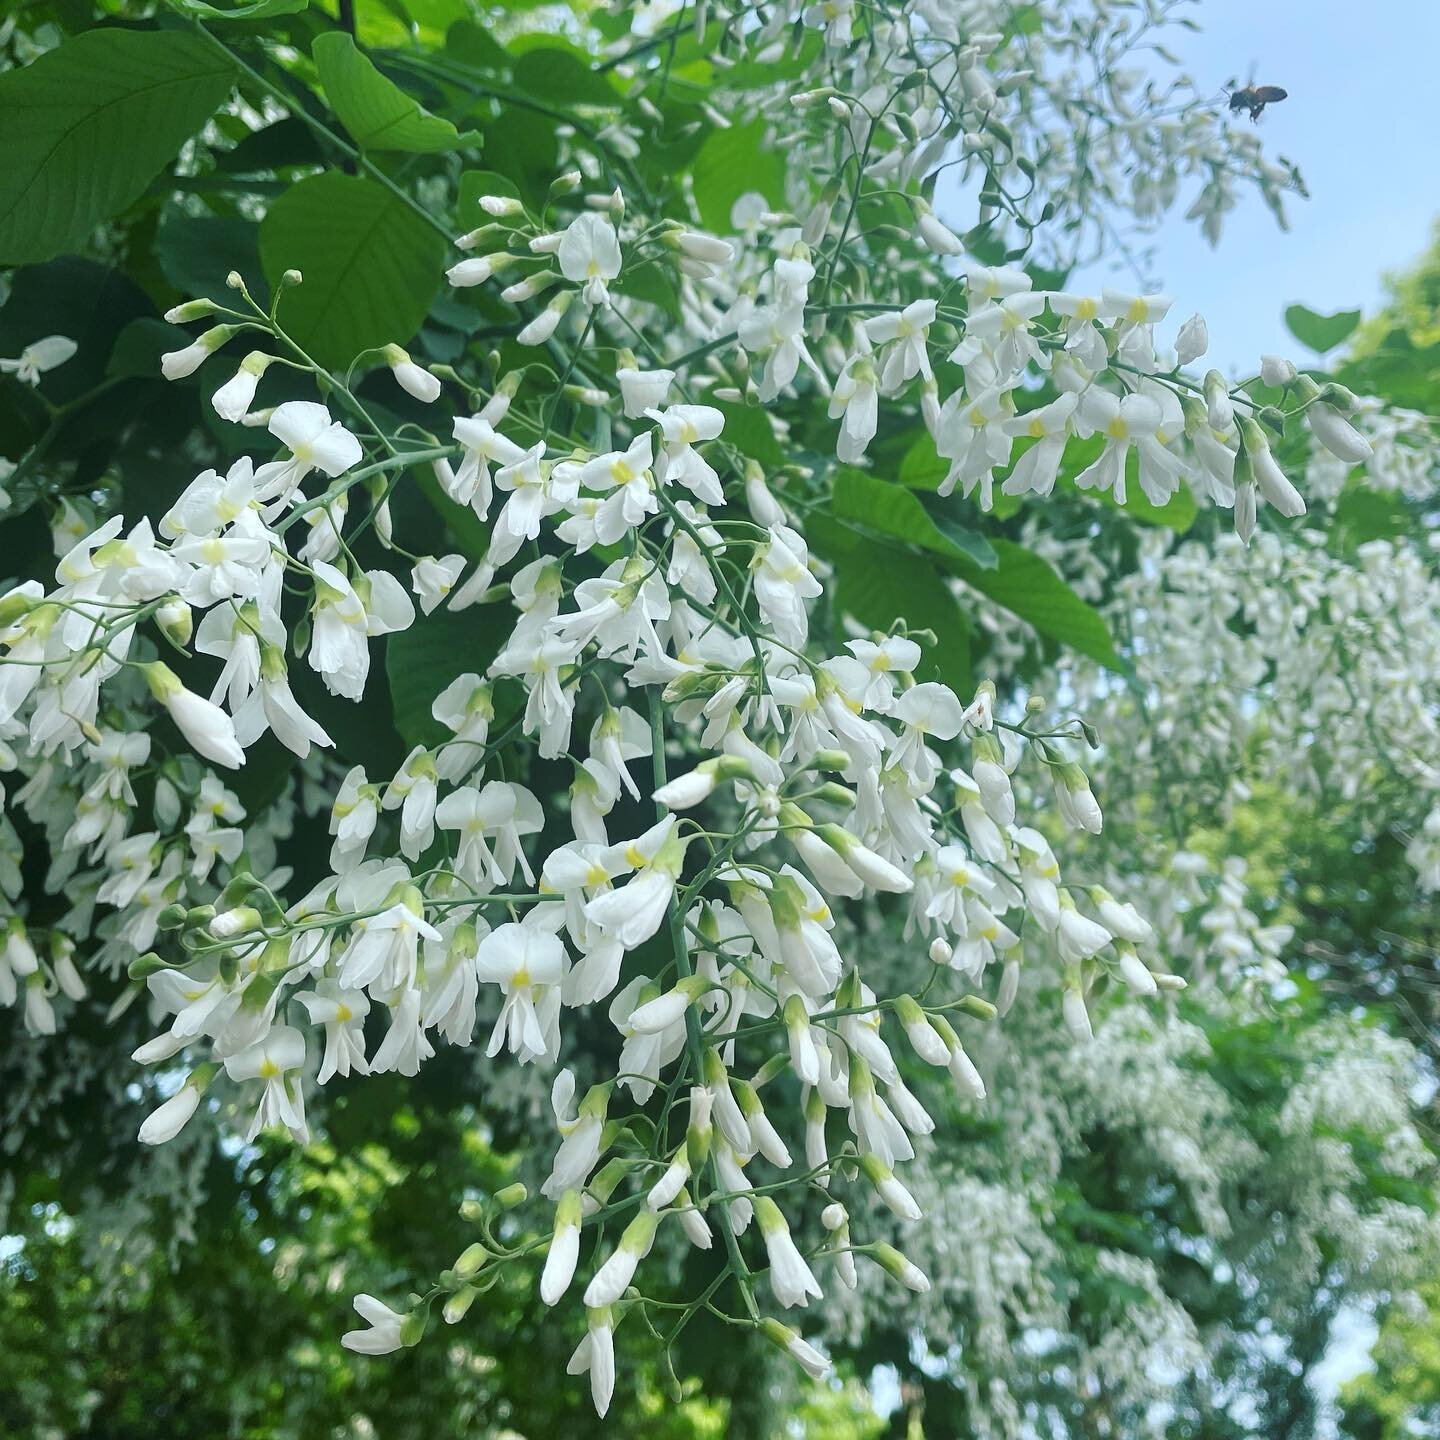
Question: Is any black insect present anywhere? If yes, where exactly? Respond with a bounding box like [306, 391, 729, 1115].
[1228, 84, 1288, 122]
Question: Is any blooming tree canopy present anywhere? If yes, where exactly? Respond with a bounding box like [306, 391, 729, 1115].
[0, 0, 1435, 1430]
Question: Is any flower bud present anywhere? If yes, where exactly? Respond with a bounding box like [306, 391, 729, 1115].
[161, 325, 236, 380]
[1260, 353, 1297, 387]
[157, 597, 193, 648]
[383, 344, 441, 403]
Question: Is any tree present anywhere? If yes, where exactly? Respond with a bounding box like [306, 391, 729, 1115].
[0, 1, 1431, 1434]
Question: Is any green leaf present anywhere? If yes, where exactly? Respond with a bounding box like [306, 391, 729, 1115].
[174, 0, 310, 17]
[313, 33, 481, 153]
[106, 318, 186, 380]
[897, 430, 947, 490]
[691, 120, 787, 233]
[716, 402, 786, 469]
[958, 539, 1124, 671]
[832, 470, 998, 569]
[511, 41, 620, 109]
[1284, 303, 1362, 354]
[0, 30, 235, 264]
[1328, 486, 1413, 553]
[0, 258, 152, 404]
[386, 605, 510, 749]
[808, 514, 972, 696]
[446, 18, 512, 76]
[259, 172, 446, 369]
[156, 215, 267, 306]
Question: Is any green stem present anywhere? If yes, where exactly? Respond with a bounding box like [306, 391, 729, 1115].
[647, 687, 761, 1322]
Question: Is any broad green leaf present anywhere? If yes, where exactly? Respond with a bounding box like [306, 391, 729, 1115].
[808, 514, 972, 696]
[957, 538, 1123, 671]
[832, 469, 998, 569]
[0, 30, 235, 264]
[456, 168, 520, 222]
[313, 33, 481, 153]
[1328, 486, 1413, 553]
[217, 117, 324, 174]
[716, 402, 786, 469]
[259, 172, 446, 369]
[0, 258, 152, 403]
[897, 431, 947, 490]
[175, 0, 310, 17]
[1284, 303, 1361, 354]
[917, 494, 1001, 568]
[387, 605, 510, 748]
[446, 18, 512, 75]
[477, 108, 559, 204]
[107, 318, 186, 380]
[511, 41, 621, 108]
[156, 215, 267, 306]
[692, 120, 787, 233]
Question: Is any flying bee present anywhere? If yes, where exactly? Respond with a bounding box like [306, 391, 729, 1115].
[1228, 84, 1287, 122]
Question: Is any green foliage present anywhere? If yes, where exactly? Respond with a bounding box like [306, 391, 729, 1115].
[691, 120, 787, 232]
[1284, 302, 1362, 354]
[314, 32, 481, 153]
[258, 172, 447, 366]
[0, 29, 236, 263]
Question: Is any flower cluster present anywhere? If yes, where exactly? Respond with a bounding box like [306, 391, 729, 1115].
[0, 0, 1413, 1416]
[0, 182, 1199, 1408]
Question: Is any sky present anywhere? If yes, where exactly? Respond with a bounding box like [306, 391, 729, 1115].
[1069, 0, 1440, 373]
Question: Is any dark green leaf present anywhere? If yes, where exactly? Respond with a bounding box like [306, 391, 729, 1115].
[0, 258, 152, 403]
[715, 402, 786, 468]
[106, 318, 187, 380]
[446, 18, 512, 76]
[216, 116, 324, 174]
[0, 29, 235, 263]
[958, 538, 1123, 671]
[1328, 486, 1413, 553]
[156, 215, 267, 306]
[691, 120, 786, 233]
[174, 0, 310, 18]
[808, 513, 972, 695]
[259, 172, 446, 369]
[386, 605, 510, 748]
[832, 469, 998, 569]
[1284, 303, 1361, 354]
[511, 41, 620, 109]
[313, 33, 481, 153]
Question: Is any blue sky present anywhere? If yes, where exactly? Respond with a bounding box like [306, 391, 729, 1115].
[1070, 0, 1440, 373]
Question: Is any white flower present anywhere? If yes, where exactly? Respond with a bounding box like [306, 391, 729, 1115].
[296, 980, 370, 1082]
[541, 1190, 584, 1305]
[0, 334, 77, 385]
[384, 345, 441, 403]
[1174, 313, 1209, 364]
[138, 1079, 203, 1145]
[224, 1024, 309, 1143]
[475, 921, 565, 1063]
[558, 212, 622, 307]
[617, 364, 673, 417]
[753, 525, 822, 648]
[143, 662, 245, 769]
[211, 351, 271, 421]
[567, 1308, 616, 1417]
[341, 1294, 407, 1355]
[410, 553, 465, 614]
[260, 401, 363, 507]
[756, 1197, 823, 1308]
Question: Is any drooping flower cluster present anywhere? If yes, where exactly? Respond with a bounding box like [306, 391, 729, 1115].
[0, 0, 1418, 1416]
